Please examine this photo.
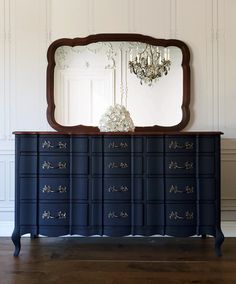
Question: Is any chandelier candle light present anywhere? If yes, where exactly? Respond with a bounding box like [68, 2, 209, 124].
[129, 44, 171, 86]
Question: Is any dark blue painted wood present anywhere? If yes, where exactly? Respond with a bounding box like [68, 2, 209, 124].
[165, 155, 196, 175]
[72, 177, 89, 200]
[103, 204, 131, 226]
[72, 203, 89, 226]
[199, 204, 216, 226]
[146, 155, 164, 175]
[39, 136, 70, 152]
[19, 155, 37, 175]
[104, 137, 131, 153]
[146, 178, 165, 201]
[39, 177, 69, 200]
[91, 137, 103, 153]
[131, 137, 143, 152]
[104, 177, 131, 200]
[166, 204, 197, 226]
[133, 178, 143, 200]
[19, 136, 37, 152]
[199, 137, 215, 152]
[199, 155, 215, 175]
[146, 204, 165, 226]
[165, 226, 196, 237]
[146, 137, 164, 152]
[91, 155, 103, 175]
[20, 178, 37, 200]
[198, 178, 216, 200]
[12, 133, 224, 257]
[90, 203, 102, 226]
[165, 136, 196, 153]
[165, 178, 196, 201]
[91, 178, 103, 200]
[72, 155, 89, 175]
[133, 204, 144, 226]
[72, 137, 89, 153]
[20, 203, 37, 225]
[38, 203, 69, 226]
[39, 155, 70, 175]
[104, 156, 131, 175]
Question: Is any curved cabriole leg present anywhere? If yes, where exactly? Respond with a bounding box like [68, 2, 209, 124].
[215, 228, 224, 257]
[11, 229, 21, 257]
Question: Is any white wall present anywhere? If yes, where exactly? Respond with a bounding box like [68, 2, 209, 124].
[1, 0, 236, 235]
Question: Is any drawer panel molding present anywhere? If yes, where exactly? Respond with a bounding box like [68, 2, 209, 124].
[13, 132, 224, 257]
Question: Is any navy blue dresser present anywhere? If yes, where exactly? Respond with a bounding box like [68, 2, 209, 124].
[12, 132, 224, 256]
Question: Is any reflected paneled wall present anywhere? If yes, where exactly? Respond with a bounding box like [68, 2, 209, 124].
[0, 0, 236, 233]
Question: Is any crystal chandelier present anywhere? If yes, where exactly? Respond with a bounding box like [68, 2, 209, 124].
[128, 44, 171, 86]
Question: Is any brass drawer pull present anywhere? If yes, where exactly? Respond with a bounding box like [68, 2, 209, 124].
[42, 185, 67, 194]
[42, 210, 67, 219]
[42, 140, 67, 149]
[108, 211, 129, 219]
[107, 185, 129, 192]
[108, 142, 128, 149]
[42, 161, 67, 170]
[108, 162, 128, 169]
[169, 141, 194, 150]
[168, 161, 193, 170]
[169, 185, 194, 194]
[169, 211, 194, 220]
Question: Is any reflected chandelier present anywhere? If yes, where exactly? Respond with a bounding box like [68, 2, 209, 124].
[128, 44, 171, 86]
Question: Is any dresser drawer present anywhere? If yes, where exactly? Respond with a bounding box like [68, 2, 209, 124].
[19, 155, 37, 175]
[104, 137, 131, 153]
[39, 203, 69, 226]
[20, 202, 37, 225]
[146, 155, 164, 175]
[165, 178, 196, 201]
[72, 203, 102, 226]
[104, 177, 131, 200]
[72, 137, 89, 153]
[199, 204, 216, 226]
[146, 178, 164, 201]
[165, 137, 196, 153]
[146, 137, 164, 152]
[166, 204, 196, 226]
[165, 155, 196, 175]
[104, 204, 131, 226]
[146, 204, 165, 226]
[199, 178, 216, 200]
[72, 156, 89, 175]
[20, 177, 37, 200]
[39, 137, 69, 152]
[199, 137, 215, 153]
[18, 135, 37, 152]
[39, 156, 70, 175]
[199, 156, 215, 175]
[104, 156, 131, 175]
[39, 178, 69, 200]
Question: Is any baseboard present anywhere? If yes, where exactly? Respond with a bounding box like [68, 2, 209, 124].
[221, 221, 236, 237]
[1, 221, 236, 237]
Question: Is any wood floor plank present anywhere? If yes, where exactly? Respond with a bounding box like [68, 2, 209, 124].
[0, 237, 235, 284]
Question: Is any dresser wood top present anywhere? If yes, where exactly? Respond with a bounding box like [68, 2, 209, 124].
[13, 131, 223, 135]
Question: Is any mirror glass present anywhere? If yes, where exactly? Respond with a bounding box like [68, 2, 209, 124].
[53, 41, 183, 127]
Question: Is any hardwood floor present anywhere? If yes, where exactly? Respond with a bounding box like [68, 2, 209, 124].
[0, 237, 236, 284]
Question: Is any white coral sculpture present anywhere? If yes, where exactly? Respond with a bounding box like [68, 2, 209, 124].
[99, 104, 135, 132]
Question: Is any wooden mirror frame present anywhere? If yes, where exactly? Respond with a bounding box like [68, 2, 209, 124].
[46, 33, 190, 133]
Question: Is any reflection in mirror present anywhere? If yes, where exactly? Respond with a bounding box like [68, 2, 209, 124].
[54, 42, 183, 127]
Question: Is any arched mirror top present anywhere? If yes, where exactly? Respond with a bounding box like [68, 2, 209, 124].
[46, 33, 190, 133]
